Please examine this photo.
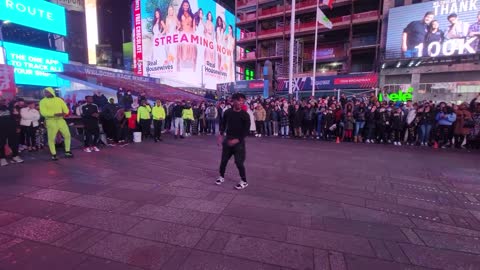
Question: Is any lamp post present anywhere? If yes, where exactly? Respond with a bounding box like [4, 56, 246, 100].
[288, 0, 295, 97]
[0, 20, 10, 64]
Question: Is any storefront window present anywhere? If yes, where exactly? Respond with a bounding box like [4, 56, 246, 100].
[384, 83, 480, 104]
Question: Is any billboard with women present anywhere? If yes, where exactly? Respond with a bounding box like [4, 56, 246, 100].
[133, 0, 237, 89]
[385, 0, 480, 59]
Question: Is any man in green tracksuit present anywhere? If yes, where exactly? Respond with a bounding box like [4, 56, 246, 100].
[39, 87, 73, 160]
[152, 100, 165, 142]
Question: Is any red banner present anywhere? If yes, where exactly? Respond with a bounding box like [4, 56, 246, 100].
[0, 64, 16, 100]
[333, 74, 378, 88]
[133, 0, 143, 76]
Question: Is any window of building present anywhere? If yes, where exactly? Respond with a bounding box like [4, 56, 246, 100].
[394, 0, 405, 7]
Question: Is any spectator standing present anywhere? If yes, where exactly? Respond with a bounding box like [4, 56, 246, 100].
[353, 103, 366, 143]
[417, 104, 435, 146]
[114, 109, 129, 144]
[205, 103, 218, 135]
[117, 88, 124, 108]
[173, 101, 185, 139]
[20, 101, 40, 152]
[453, 102, 472, 149]
[152, 100, 166, 142]
[280, 103, 289, 138]
[0, 97, 23, 166]
[303, 103, 315, 139]
[123, 90, 134, 110]
[344, 112, 355, 142]
[93, 91, 108, 110]
[81, 96, 101, 152]
[254, 104, 266, 137]
[137, 100, 152, 139]
[436, 105, 457, 148]
[391, 107, 406, 146]
[183, 102, 194, 136]
[264, 104, 273, 136]
[293, 104, 304, 138]
[366, 106, 377, 143]
[101, 98, 118, 142]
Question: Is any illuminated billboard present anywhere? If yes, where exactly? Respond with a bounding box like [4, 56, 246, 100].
[0, 0, 67, 36]
[3, 42, 69, 87]
[133, 0, 238, 89]
[385, 0, 480, 59]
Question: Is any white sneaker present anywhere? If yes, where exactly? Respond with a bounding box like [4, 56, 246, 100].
[215, 176, 225, 185]
[398, 142, 402, 146]
[84, 147, 92, 153]
[366, 139, 370, 143]
[235, 181, 248, 190]
[258, 134, 262, 138]
[1, 159, 8, 167]
[92, 146, 100, 152]
[11, 156, 24, 163]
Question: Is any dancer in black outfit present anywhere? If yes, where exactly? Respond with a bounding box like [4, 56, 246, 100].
[216, 93, 251, 190]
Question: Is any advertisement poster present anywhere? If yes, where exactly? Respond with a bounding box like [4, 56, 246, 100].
[0, 0, 67, 36]
[3, 42, 69, 87]
[134, 0, 238, 89]
[279, 73, 378, 92]
[0, 64, 16, 99]
[386, 0, 480, 59]
[96, 44, 113, 67]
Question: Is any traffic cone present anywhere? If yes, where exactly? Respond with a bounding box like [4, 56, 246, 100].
[336, 137, 340, 144]
[433, 141, 438, 149]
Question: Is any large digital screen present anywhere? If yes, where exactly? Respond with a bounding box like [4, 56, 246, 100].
[133, 0, 238, 89]
[386, 0, 480, 59]
[3, 42, 69, 87]
[0, 0, 67, 36]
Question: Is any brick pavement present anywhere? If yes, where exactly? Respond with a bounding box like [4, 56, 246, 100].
[0, 136, 479, 270]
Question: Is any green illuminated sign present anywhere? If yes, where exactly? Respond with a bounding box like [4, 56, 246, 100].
[379, 87, 413, 102]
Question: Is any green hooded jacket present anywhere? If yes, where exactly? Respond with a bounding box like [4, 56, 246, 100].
[39, 87, 69, 119]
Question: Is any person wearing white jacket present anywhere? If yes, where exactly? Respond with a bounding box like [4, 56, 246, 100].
[20, 102, 41, 151]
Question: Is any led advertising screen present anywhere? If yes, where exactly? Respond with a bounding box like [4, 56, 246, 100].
[133, 0, 238, 89]
[0, 0, 67, 36]
[3, 42, 69, 87]
[385, 0, 480, 59]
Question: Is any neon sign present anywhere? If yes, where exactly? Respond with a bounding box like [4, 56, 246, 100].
[378, 87, 413, 102]
[0, 0, 67, 36]
[3, 42, 69, 87]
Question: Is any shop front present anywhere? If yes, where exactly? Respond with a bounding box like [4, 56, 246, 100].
[380, 63, 480, 104]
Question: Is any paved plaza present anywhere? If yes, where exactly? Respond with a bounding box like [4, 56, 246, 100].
[0, 136, 479, 270]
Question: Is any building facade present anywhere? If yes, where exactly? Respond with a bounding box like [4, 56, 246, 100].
[235, 0, 382, 95]
[380, 0, 480, 104]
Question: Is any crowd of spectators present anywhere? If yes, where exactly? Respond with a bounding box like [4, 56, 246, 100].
[1, 89, 479, 166]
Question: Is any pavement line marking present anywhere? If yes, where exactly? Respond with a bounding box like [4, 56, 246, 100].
[381, 208, 439, 221]
[378, 192, 437, 203]
[464, 202, 480, 206]
[390, 183, 450, 194]
[453, 190, 480, 196]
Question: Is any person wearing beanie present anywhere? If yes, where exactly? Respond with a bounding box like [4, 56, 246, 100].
[39, 87, 73, 160]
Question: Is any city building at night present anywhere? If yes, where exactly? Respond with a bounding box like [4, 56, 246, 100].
[235, 0, 382, 96]
[380, 0, 480, 103]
